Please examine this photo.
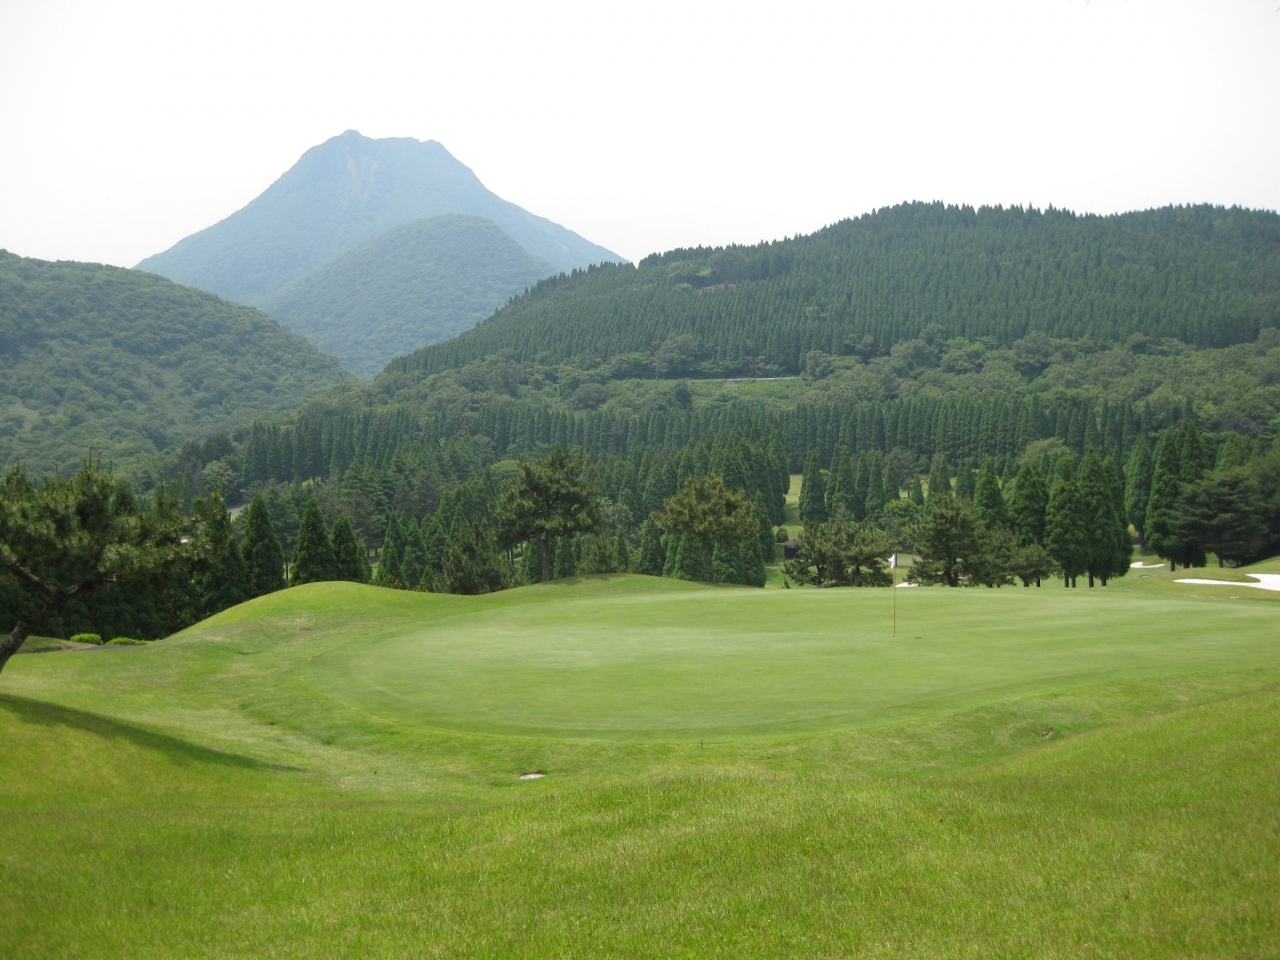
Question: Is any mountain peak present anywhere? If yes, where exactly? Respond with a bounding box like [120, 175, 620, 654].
[136, 134, 620, 305]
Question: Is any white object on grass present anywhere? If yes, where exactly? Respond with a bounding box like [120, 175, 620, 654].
[1174, 574, 1280, 593]
[519, 772, 546, 780]
[1131, 561, 1165, 569]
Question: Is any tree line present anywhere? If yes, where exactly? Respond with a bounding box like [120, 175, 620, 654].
[389, 203, 1280, 379]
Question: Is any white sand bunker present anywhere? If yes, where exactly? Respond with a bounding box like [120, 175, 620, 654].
[895, 582, 920, 588]
[1131, 561, 1165, 569]
[519, 772, 546, 780]
[1175, 573, 1280, 593]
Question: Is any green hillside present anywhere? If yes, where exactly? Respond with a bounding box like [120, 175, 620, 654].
[391, 202, 1280, 378]
[264, 215, 553, 379]
[136, 130, 622, 305]
[2, 575, 1277, 956]
[0, 251, 351, 474]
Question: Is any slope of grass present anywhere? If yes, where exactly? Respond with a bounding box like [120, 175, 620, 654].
[2, 576, 1277, 958]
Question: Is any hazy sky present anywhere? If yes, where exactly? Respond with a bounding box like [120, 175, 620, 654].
[1, 0, 1277, 267]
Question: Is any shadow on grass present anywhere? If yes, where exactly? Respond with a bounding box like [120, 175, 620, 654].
[0, 695, 298, 772]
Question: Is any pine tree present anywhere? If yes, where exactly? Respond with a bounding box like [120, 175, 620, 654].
[1145, 431, 1183, 569]
[798, 450, 828, 525]
[374, 542, 404, 589]
[613, 529, 630, 572]
[954, 462, 976, 500]
[908, 475, 925, 507]
[552, 535, 577, 579]
[330, 515, 366, 583]
[1008, 461, 1048, 546]
[974, 460, 1009, 531]
[636, 519, 665, 576]
[291, 498, 336, 586]
[198, 496, 249, 616]
[1045, 455, 1088, 587]
[241, 494, 285, 598]
[1124, 438, 1154, 547]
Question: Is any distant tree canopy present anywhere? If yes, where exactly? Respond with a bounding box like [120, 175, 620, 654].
[0, 251, 350, 475]
[0, 460, 214, 672]
[389, 203, 1280, 379]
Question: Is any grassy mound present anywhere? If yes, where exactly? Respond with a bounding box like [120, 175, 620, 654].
[2, 575, 1277, 957]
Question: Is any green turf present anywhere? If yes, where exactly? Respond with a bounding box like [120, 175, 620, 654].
[2, 573, 1278, 958]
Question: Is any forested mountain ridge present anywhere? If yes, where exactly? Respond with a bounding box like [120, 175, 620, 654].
[136, 130, 622, 305]
[263, 215, 553, 379]
[0, 250, 350, 474]
[391, 202, 1280, 379]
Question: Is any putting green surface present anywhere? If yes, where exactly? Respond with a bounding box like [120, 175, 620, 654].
[310, 580, 1278, 738]
[3, 572, 1279, 959]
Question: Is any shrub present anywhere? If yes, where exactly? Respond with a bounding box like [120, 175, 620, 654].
[70, 633, 103, 645]
[106, 637, 149, 646]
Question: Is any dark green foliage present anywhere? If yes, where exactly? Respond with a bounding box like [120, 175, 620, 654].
[431, 522, 512, 595]
[910, 495, 998, 587]
[1176, 470, 1270, 566]
[783, 517, 892, 587]
[653, 474, 759, 583]
[242, 494, 285, 598]
[290, 498, 336, 586]
[265, 216, 555, 379]
[1124, 439, 1154, 544]
[520, 540, 541, 585]
[0, 460, 210, 672]
[391, 203, 1280, 380]
[954, 463, 976, 501]
[0, 251, 349, 475]
[137, 130, 620, 306]
[1080, 450, 1131, 586]
[798, 451, 828, 525]
[552, 536, 578, 580]
[1179, 421, 1210, 486]
[1045, 456, 1089, 585]
[926, 459, 951, 504]
[374, 543, 404, 590]
[1010, 542, 1057, 587]
[197, 494, 249, 615]
[635, 520, 665, 576]
[664, 534, 707, 582]
[974, 461, 1009, 531]
[497, 447, 601, 583]
[1009, 461, 1049, 546]
[329, 516, 367, 583]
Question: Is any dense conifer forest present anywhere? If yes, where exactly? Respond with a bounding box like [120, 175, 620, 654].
[0, 251, 351, 474]
[391, 203, 1280, 378]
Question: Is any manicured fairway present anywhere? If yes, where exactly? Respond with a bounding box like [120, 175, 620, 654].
[2, 572, 1278, 958]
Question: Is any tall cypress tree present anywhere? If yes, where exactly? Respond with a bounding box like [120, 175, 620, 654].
[1179, 420, 1210, 486]
[1045, 454, 1088, 587]
[330, 515, 366, 583]
[974, 460, 1009, 531]
[1145, 430, 1183, 569]
[520, 539, 541, 584]
[1080, 449, 1127, 586]
[864, 454, 887, 520]
[635, 519, 666, 576]
[1124, 438, 1154, 548]
[241, 494, 285, 598]
[1008, 461, 1048, 546]
[374, 542, 404, 589]
[925, 457, 950, 505]
[798, 450, 828, 525]
[291, 498, 336, 586]
[198, 496, 249, 616]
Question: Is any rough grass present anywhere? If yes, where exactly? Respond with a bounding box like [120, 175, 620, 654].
[2, 574, 1278, 958]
